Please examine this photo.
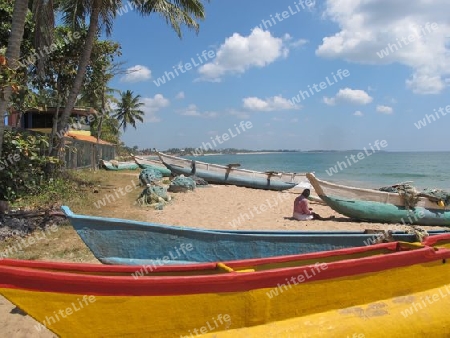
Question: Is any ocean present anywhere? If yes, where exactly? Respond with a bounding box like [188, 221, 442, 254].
[186, 151, 450, 191]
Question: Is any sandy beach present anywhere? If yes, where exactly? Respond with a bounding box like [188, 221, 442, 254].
[1, 183, 447, 337]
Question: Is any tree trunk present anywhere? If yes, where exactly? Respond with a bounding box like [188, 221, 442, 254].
[0, 0, 29, 157]
[52, 0, 101, 157]
[48, 95, 61, 155]
[95, 82, 106, 170]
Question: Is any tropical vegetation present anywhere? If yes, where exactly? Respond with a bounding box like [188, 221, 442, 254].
[0, 0, 209, 202]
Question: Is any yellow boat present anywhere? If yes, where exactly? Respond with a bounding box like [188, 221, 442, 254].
[1, 235, 449, 337]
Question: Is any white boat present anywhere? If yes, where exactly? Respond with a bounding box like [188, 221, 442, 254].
[306, 172, 450, 226]
[157, 151, 313, 192]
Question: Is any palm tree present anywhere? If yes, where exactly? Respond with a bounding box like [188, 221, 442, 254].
[55, 0, 208, 155]
[0, 0, 29, 157]
[0, 0, 55, 157]
[114, 90, 144, 132]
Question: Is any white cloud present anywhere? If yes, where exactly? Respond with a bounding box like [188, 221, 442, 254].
[141, 94, 170, 122]
[198, 28, 289, 82]
[228, 109, 251, 119]
[354, 111, 363, 116]
[376, 105, 393, 114]
[323, 97, 336, 106]
[316, 0, 450, 94]
[175, 91, 185, 99]
[180, 104, 218, 118]
[242, 95, 300, 111]
[290, 39, 309, 48]
[120, 65, 151, 82]
[323, 88, 373, 106]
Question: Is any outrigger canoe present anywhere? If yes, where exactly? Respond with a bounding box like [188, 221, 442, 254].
[156, 151, 307, 191]
[99, 159, 138, 171]
[307, 173, 450, 226]
[130, 154, 172, 176]
[1, 235, 449, 337]
[62, 206, 448, 265]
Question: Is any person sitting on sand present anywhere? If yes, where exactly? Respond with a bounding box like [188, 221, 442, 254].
[292, 189, 321, 220]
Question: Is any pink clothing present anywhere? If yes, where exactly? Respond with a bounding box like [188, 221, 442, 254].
[293, 196, 312, 215]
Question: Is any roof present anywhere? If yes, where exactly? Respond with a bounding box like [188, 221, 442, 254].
[65, 132, 114, 145]
[16, 107, 98, 116]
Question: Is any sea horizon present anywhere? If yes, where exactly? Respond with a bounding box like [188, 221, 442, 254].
[180, 151, 450, 191]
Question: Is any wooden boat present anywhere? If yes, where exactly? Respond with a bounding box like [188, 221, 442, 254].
[156, 151, 308, 191]
[131, 154, 172, 176]
[1, 235, 449, 337]
[99, 159, 139, 171]
[307, 173, 450, 226]
[62, 206, 448, 265]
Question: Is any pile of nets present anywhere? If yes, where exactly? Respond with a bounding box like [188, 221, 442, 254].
[168, 176, 196, 193]
[190, 175, 208, 187]
[136, 184, 171, 209]
[139, 168, 163, 186]
[418, 189, 450, 207]
[379, 183, 450, 208]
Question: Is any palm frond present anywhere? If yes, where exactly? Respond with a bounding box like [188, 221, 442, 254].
[133, 0, 208, 37]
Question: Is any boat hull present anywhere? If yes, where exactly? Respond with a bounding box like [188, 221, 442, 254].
[100, 160, 139, 171]
[132, 155, 172, 176]
[1, 239, 450, 337]
[322, 195, 450, 226]
[307, 173, 450, 226]
[165, 163, 296, 191]
[62, 206, 447, 265]
[157, 151, 307, 191]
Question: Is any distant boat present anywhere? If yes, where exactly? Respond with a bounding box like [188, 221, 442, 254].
[307, 172, 450, 226]
[1, 235, 449, 337]
[99, 159, 139, 171]
[131, 154, 172, 176]
[62, 206, 448, 265]
[157, 151, 308, 191]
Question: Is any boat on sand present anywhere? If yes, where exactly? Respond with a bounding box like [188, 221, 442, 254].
[157, 151, 308, 191]
[131, 154, 172, 176]
[1, 235, 449, 337]
[307, 172, 450, 226]
[99, 159, 138, 171]
[62, 206, 447, 265]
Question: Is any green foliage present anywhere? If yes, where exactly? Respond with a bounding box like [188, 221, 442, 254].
[114, 90, 144, 132]
[0, 55, 21, 99]
[0, 0, 34, 61]
[0, 130, 62, 201]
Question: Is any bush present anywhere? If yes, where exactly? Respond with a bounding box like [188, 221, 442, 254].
[0, 129, 62, 201]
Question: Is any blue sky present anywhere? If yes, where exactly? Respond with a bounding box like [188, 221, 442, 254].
[107, 0, 450, 152]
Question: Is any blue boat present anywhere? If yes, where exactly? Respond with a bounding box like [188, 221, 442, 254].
[62, 206, 447, 265]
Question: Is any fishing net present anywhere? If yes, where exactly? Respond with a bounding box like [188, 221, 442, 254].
[190, 175, 208, 187]
[378, 183, 419, 209]
[379, 183, 450, 208]
[418, 189, 450, 207]
[407, 226, 429, 242]
[136, 184, 171, 209]
[168, 176, 196, 193]
[139, 168, 163, 185]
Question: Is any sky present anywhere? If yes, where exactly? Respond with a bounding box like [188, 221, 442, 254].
[106, 0, 450, 152]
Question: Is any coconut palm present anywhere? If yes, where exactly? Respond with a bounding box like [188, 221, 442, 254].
[0, 0, 55, 157]
[114, 90, 144, 132]
[55, 0, 208, 155]
[0, 0, 29, 157]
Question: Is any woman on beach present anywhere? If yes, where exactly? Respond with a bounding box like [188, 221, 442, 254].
[292, 189, 321, 220]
